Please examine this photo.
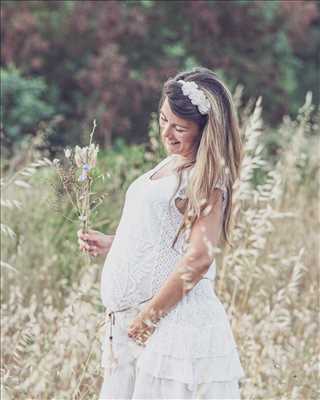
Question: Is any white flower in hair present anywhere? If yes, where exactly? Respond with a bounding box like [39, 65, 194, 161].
[178, 80, 211, 115]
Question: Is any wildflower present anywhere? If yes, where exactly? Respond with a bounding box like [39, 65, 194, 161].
[78, 173, 87, 182]
[74, 144, 99, 168]
[83, 164, 91, 173]
[74, 146, 86, 168]
[87, 143, 99, 168]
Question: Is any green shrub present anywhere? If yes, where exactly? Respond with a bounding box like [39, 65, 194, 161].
[1, 65, 56, 142]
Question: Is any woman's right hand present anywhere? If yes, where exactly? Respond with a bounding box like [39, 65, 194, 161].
[77, 229, 114, 258]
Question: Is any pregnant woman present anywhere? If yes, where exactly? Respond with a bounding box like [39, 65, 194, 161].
[78, 66, 246, 399]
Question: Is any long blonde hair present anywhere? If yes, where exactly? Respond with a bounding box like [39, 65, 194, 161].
[157, 67, 243, 249]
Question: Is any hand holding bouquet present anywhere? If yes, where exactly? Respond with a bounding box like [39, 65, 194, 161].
[77, 229, 113, 259]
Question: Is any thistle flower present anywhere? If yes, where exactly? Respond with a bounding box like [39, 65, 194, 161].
[64, 148, 72, 159]
[88, 143, 99, 167]
[74, 144, 99, 169]
[74, 146, 86, 167]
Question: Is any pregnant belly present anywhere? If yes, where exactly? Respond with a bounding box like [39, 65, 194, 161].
[100, 253, 154, 311]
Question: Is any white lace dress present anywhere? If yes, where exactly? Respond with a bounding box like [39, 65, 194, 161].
[99, 154, 246, 399]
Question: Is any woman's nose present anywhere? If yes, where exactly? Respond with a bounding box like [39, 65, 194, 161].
[162, 125, 174, 139]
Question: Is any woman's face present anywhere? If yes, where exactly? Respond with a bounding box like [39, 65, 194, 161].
[159, 97, 200, 160]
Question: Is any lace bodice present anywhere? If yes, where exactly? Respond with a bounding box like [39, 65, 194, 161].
[100, 154, 227, 311]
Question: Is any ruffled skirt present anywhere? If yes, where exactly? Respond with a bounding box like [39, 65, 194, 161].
[99, 357, 241, 399]
[99, 281, 245, 399]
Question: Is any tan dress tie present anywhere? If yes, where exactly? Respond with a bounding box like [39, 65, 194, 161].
[106, 296, 154, 375]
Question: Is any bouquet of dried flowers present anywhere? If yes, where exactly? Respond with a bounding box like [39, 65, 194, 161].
[52, 120, 107, 242]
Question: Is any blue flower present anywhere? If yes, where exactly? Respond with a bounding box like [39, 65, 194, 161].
[83, 164, 91, 172]
[78, 173, 87, 182]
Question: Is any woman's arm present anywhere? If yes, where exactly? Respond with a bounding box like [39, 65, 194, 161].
[128, 189, 224, 341]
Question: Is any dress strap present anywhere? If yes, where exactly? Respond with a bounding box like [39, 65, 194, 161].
[148, 155, 173, 180]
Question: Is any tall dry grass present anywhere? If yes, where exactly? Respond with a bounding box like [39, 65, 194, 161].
[1, 91, 319, 399]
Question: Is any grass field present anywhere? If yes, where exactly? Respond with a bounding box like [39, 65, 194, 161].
[1, 93, 319, 399]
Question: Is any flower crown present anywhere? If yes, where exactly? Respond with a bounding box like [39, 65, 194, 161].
[177, 80, 211, 115]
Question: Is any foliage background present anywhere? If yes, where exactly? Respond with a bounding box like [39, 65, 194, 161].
[1, 0, 319, 151]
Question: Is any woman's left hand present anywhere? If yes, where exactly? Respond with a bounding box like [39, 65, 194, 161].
[127, 312, 156, 345]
